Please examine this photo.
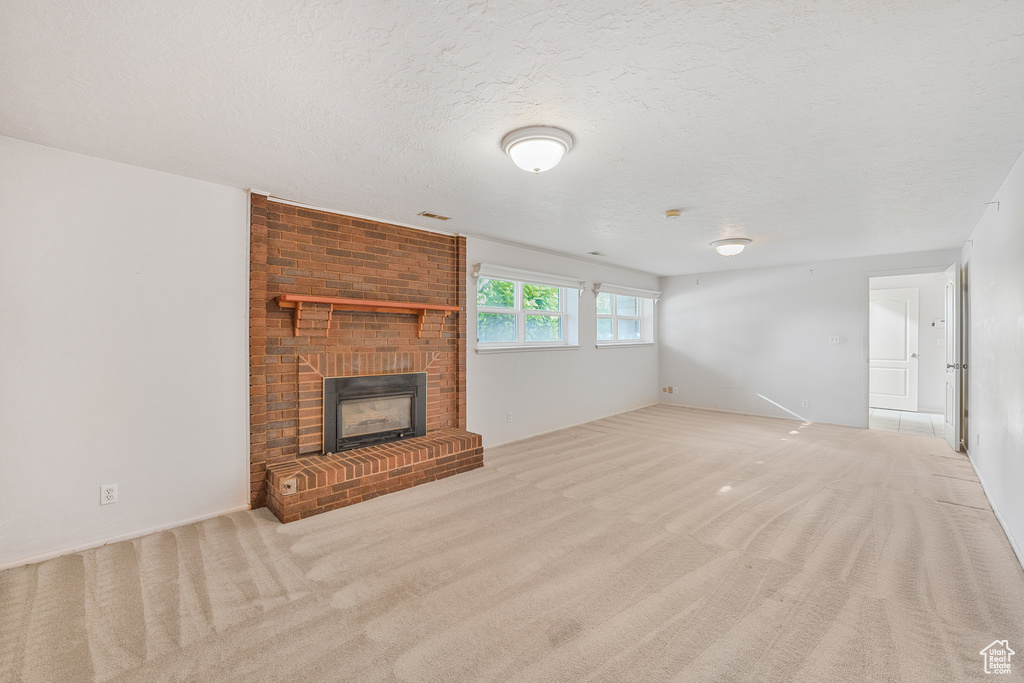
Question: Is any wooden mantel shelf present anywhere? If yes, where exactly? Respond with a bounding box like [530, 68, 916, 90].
[275, 294, 461, 338]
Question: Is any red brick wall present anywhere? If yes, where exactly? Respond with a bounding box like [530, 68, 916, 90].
[249, 195, 467, 507]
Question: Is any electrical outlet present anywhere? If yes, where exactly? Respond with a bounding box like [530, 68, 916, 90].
[100, 484, 117, 505]
[281, 478, 298, 496]
[668, 386, 674, 393]
[801, 399, 809, 408]
[506, 412, 513, 423]
[828, 335, 840, 345]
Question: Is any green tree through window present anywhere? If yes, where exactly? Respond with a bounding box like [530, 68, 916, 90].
[477, 278, 514, 308]
[477, 278, 566, 345]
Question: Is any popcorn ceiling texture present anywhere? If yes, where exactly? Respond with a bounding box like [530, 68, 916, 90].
[2, 1, 1023, 274]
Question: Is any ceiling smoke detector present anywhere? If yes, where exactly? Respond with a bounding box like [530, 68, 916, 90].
[710, 238, 751, 256]
[501, 126, 575, 173]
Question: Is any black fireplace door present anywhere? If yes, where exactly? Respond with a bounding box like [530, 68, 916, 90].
[323, 373, 426, 452]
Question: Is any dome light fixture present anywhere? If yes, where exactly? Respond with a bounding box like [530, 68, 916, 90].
[501, 126, 575, 173]
[711, 238, 751, 256]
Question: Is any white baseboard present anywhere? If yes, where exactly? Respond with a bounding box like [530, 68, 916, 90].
[483, 401, 660, 449]
[657, 400, 872, 430]
[1, 503, 252, 571]
[964, 451, 1024, 572]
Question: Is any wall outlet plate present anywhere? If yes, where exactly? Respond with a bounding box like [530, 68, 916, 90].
[101, 484, 117, 505]
[828, 335, 840, 344]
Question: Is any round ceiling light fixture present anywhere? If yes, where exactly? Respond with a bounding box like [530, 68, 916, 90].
[710, 238, 751, 256]
[501, 126, 575, 173]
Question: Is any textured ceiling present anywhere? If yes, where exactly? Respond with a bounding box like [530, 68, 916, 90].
[2, 1, 1023, 275]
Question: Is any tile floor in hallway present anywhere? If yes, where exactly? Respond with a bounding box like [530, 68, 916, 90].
[868, 408, 945, 437]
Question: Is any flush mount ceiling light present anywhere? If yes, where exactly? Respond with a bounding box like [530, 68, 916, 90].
[501, 126, 575, 173]
[710, 238, 751, 256]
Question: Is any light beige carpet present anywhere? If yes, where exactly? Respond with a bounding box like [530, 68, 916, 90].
[2, 405, 1022, 682]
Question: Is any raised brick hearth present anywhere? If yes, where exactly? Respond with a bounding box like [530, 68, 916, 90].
[266, 430, 482, 522]
[249, 194, 481, 521]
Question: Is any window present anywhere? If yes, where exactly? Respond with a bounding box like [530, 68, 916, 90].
[474, 264, 581, 350]
[594, 284, 659, 345]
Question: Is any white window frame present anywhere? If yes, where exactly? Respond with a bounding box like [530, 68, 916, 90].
[474, 263, 582, 352]
[594, 283, 660, 347]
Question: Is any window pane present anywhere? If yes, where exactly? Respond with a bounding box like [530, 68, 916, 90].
[525, 315, 561, 342]
[597, 317, 613, 341]
[478, 313, 516, 342]
[617, 318, 641, 340]
[523, 283, 560, 311]
[615, 295, 638, 317]
[477, 278, 515, 308]
[596, 292, 612, 315]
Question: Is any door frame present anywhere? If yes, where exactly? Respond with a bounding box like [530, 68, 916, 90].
[960, 261, 970, 452]
[943, 262, 963, 451]
[862, 264, 957, 431]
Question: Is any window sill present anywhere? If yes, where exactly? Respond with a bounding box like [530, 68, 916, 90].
[595, 342, 656, 349]
[475, 345, 580, 355]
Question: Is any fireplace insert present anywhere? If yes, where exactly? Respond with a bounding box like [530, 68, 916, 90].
[323, 372, 427, 452]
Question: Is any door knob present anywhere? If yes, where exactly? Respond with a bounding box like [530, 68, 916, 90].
[911, 353, 918, 358]
[946, 363, 955, 369]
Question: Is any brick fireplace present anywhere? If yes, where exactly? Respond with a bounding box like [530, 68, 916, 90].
[249, 194, 482, 522]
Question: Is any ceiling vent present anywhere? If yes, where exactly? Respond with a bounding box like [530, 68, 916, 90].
[417, 211, 452, 221]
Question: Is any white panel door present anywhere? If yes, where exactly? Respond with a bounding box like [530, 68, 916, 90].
[869, 287, 919, 411]
[944, 263, 961, 451]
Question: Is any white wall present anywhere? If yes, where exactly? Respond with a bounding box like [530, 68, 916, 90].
[869, 272, 947, 413]
[962, 149, 1024, 566]
[658, 249, 959, 428]
[0, 136, 250, 568]
[466, 237, 660, 445]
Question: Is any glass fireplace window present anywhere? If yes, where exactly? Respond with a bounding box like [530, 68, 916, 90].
[339, 395, 413, 438]
[323, 372, 426, 452]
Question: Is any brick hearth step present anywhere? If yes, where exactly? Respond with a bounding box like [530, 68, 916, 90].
[265, 429, 482, 523]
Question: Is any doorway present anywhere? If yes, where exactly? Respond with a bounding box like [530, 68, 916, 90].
[868, 272, 947, 438]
